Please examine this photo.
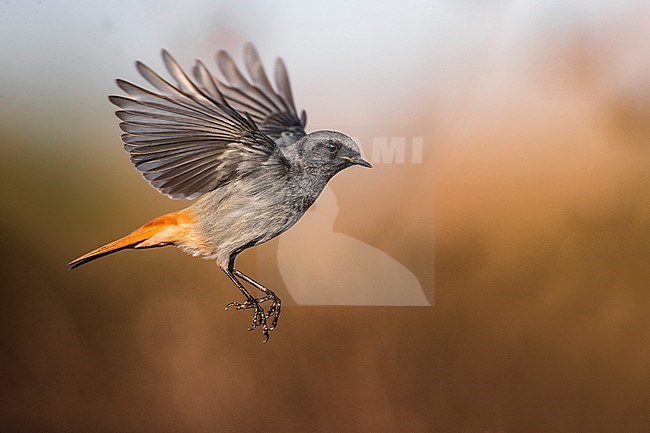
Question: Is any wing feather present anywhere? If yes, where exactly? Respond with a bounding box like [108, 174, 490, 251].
[190, 43, 306, 142]
[111, 50, 288, 200]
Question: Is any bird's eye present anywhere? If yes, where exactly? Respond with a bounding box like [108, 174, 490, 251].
[326, 142, 338, 153]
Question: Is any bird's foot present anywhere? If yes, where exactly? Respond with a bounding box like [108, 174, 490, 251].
[225, 290, 281, 341]
[226, 297, 270, 342]
[261, 291, 282, 331]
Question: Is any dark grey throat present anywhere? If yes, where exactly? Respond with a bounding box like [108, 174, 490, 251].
[285, 167, 330, 213]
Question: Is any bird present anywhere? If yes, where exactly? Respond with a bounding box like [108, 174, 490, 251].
[68, 43, 372, 341]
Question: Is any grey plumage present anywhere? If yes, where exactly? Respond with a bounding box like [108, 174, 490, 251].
[82, 43, 371, 341]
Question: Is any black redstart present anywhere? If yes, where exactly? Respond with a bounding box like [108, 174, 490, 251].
[69, 43, 371, 341]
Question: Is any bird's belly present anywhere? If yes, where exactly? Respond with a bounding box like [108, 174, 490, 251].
[191, 188, 310, 267]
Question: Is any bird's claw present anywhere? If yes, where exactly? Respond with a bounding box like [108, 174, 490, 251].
[226, 296, 274, 341]
[265, 293, 282, 331]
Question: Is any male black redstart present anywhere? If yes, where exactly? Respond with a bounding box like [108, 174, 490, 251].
[69, 43, 371, 341]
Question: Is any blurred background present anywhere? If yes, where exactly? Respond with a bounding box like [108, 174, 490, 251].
[1, 0, 649, 431]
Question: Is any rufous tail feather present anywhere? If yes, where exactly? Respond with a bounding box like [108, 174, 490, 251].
[68, 209, 193, 269]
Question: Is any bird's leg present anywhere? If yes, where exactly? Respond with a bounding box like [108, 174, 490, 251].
[233, 269, 282, 331]
[222, 268, 269, 341]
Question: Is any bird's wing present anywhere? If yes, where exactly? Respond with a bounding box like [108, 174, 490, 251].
[111, 50, 289, 200]
[196, 43, 306, 142]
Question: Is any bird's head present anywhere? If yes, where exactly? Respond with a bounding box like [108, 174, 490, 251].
[291, 130, 371, 178]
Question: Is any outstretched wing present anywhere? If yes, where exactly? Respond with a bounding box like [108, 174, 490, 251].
[194, 43, 307, 142]
[111, 50, 289, 200]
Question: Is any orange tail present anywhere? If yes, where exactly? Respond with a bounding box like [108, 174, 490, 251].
[69, 209, 194, 269]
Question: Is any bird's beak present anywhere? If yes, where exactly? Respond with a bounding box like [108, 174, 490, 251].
[354, 157, 372, 168]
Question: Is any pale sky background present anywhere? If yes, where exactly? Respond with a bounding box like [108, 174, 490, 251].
[2, 0, 646, 143]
